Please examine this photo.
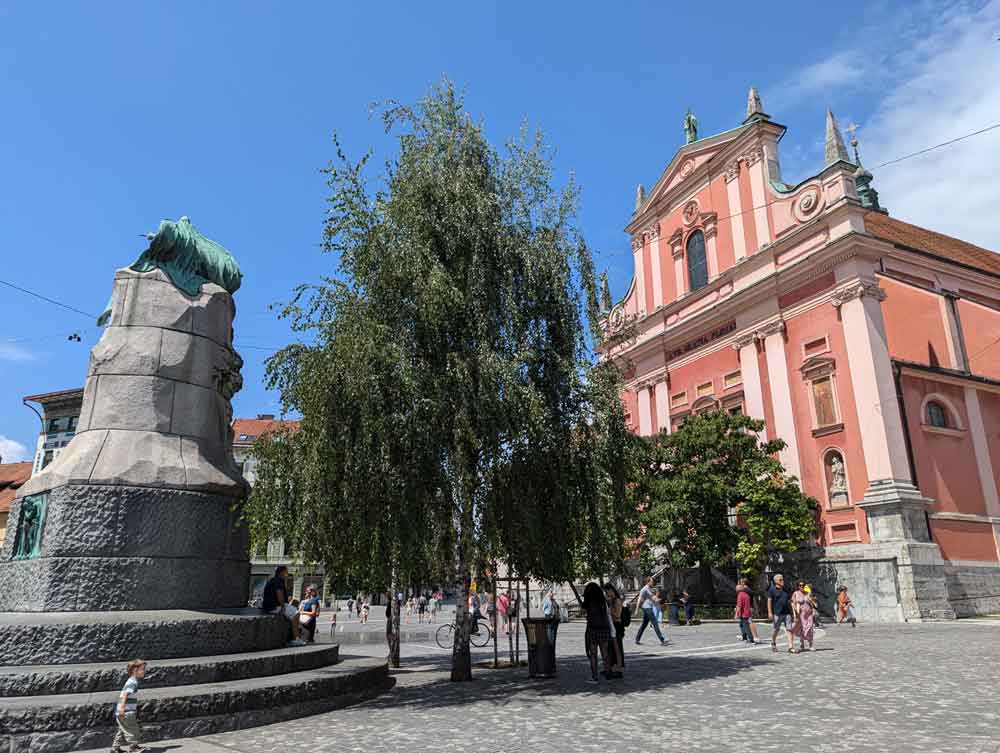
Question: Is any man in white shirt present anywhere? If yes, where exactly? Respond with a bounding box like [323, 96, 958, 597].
[634, 576, 668, 645]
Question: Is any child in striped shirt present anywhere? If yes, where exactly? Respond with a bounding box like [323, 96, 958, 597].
[112, 659, 146, 752]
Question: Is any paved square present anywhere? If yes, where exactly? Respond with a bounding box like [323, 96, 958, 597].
[79, 618, 1000, 753]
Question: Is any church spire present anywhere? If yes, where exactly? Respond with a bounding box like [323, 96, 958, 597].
[846, 121, 887, 214]
[824, 108, 851, 165]
[743, 87, 769, 123]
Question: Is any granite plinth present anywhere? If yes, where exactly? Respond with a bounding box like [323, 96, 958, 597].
[0, 609, 285, 666]
[0, 644, 339, 697]
[0, 656, 392, 753]
[0, 484, 249, 612]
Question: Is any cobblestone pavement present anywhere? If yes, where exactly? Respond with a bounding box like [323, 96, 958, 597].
[78, 618, 1000, 753]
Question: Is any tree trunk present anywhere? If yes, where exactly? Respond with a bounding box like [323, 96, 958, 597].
[388, 572, 400, 668]
[450, 508, 473, 682]
[698, 560, 716, 606]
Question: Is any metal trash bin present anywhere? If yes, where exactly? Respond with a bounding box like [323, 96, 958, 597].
[522, 617, 559, 677]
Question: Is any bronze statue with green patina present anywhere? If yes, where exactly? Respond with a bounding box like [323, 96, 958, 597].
[12, 495, 46, 560]
[98, 216, 243, 325]
[683, 108, 698, 144]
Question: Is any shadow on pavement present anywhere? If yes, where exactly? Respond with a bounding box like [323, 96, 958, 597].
[344, 651, 777, 711]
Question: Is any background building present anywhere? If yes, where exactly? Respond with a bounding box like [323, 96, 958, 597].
[0, 461, 32, 545]
[23, 389, 84, 475]
[604, 89, 1000, 621]
[232, 414, 326, 603]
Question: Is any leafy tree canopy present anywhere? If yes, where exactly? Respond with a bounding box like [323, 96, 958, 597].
[243, 79, 636, 678]
[638, 411, 817, 582]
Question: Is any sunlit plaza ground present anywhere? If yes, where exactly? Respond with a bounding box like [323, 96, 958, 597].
[80, 615, 1000, 753]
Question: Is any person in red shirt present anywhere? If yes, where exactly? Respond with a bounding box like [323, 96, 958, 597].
[735, 578, 757, 644]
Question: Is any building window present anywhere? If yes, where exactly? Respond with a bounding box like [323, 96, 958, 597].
[926, 401, 948, 428]
[686, 230, 709, 291]
[727, 404, 743, 417]
[696, 381, 713, 398]
[811, 376, 839, 428]
[66, 416, 78, 432]
[723, 370, 742, 390]
[670, 391, 688, 409]
[41, 450, 54, 469]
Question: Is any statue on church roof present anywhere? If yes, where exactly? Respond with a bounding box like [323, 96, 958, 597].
[599, 271, 613, 313]
[635, 183, 646, 212]
[683, 108, 698, 144]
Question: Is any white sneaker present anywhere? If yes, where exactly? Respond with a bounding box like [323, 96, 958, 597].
[288, 639, 306, 647]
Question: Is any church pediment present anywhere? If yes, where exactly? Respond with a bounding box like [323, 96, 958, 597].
[629, 126, 748, 227]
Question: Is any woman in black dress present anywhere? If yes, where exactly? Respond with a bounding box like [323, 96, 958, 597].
[603, 582, 625, 678]
[582, 581, 612, 684]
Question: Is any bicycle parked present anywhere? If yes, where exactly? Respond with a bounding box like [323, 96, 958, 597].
[435, 618, 493, 649]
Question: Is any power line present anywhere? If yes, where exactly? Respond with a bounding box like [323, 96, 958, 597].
[0, 278, 98, 320]
[873, 122, 1000, 169]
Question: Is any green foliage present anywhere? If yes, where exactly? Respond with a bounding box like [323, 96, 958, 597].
[243, 79, 636, 677]
[637, 411, 817, 577]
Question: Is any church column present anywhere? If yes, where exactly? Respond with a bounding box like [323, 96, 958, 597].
[747, 148, 772, 247]
[637, 384, 653, 436]
[724, 163, 747, 261]
[669, 230, 686, 298]
[733, 332, 767, 439]
[964, 387, 1000, 559]
[759, 319, 801, 480]
[833, 279, 930, 541]
[654, 377, 671, 435]
[704, 212, 719, 279]
[647, 226, 663, 308]
[631, 237, 647, 315]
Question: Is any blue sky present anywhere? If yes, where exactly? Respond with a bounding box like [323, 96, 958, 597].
[2, 1, 999, 461]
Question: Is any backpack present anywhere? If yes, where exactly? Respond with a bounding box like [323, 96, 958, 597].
[620, 602, 632, 628]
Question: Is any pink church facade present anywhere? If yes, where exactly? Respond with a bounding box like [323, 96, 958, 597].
[603, 91, 1000, 621]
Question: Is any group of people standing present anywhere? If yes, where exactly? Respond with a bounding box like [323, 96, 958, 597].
[404, 591, 443, 623]
[765, 574, 855, 653]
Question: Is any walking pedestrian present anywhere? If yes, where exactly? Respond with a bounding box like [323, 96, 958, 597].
[417, 593, 427, 623]
[836, 585, 857, 626]
[604, 582, 625, 678]
[497, 590, 510, 635]
[429, 593, 439, 623]
[633, 577, 668, 646]
[792, 581, 815, 651]
[111, 659, 146, 753]
[735, 578, 756, 643]
[582, 582, 612, 684]
[767, 574, 796, 653]
[361, 596, 370, 624]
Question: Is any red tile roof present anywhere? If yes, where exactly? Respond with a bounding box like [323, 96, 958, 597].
[865, 211, 1000, 277]
[0, 462, 33, 514]
[232, 417, 299, 445]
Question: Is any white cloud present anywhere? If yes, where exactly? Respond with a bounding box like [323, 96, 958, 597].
[770, 0, 1000, 251]
[0, 435, 30, 464]
[0, 342, 36, 361]
[862, 0, 1000, 250]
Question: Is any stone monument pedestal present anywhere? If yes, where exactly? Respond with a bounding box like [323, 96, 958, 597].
[0, 221, 390, 751]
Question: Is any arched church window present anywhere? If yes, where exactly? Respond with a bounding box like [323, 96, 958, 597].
[926, 401, 948, 428]
[686, 230, 708, 291]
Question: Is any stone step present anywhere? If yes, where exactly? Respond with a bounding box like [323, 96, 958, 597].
[0, 643, 339, 697]
[0, 608, 286, 665]
[0, 655, 392, 753]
